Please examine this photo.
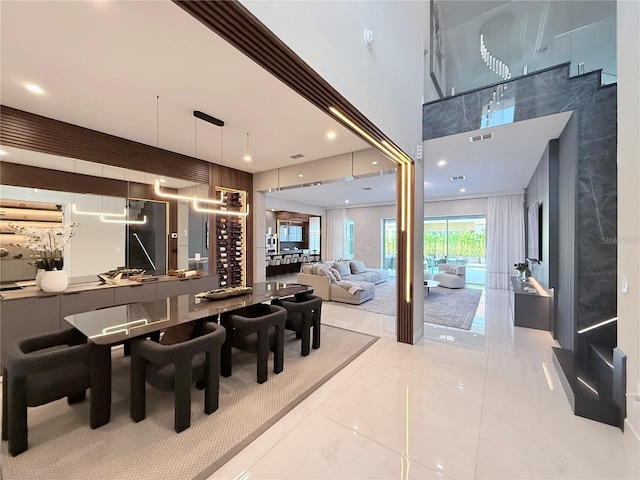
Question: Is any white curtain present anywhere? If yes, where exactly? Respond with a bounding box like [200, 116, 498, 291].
[325, 208, 346, 261]
[486, 194, 525, 290]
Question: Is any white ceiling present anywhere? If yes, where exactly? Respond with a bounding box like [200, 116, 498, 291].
[266, 110, 572, 207]
[423, 111, 572, 201]
[0, 1, 368, 174]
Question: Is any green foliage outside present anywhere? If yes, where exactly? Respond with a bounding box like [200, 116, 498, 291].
[424, 230, 486, 258]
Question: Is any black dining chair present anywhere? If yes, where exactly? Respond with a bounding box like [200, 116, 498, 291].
[2, 328, 111, 456]
[129, 321, 226, 433]
[221, 304, 287, 384]
[272, 293, 322, 356]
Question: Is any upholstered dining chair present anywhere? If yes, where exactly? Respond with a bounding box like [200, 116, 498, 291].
[272, 293, 322, 356]
[2, 328, 111, 456]
[129, 321, 226, 433]
[221, 304, 287, 384]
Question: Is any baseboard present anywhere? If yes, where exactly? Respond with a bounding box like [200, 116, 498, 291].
[625, 418, 640, 445]
[413, 325, 424, 344]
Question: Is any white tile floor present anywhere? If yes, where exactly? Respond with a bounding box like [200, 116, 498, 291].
[209, 287, 640, 480]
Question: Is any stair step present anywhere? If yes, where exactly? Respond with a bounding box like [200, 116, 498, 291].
[552, 347, 621, 428]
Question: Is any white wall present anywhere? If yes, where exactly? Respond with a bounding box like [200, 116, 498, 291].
[242, 0, 427, 162]
[617, 0, 640, 443]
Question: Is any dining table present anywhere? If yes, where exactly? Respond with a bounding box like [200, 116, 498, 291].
[63, 281, 314, 425]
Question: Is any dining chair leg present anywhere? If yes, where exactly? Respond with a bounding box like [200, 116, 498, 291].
[7, 375, 28, 456]
[2, 368, 8, 441]
[221, 341, 232, 377]
[256, 333, 269, 384]
[174, 361, 192, 433]
[130, 355, 147, 423]
[313, 319, 321, 350]
[204, 351, 220, 414]
[274, 325, 284, 374]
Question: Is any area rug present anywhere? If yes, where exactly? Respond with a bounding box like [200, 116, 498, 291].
[335, 281, 482, 330]
[424, 287, 482, 330]
[0, 325, 377, 480]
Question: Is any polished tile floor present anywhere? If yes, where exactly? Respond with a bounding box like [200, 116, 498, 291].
[210, 287, 640, 479]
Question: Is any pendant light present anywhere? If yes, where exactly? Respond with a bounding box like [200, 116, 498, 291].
[243, 132, 252, 161]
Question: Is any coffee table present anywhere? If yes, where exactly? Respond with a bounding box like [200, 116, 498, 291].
[424, 279, 440, 295]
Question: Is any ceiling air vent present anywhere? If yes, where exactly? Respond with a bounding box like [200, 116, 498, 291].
[450, 175, 466, 181]
[469, 132, 494, 142]
[362, 187, 373, 191]
[289, 153, 304, 160]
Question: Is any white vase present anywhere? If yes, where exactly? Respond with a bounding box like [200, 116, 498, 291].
[35, 269, 45, 289]
[40, 270, 69, 293]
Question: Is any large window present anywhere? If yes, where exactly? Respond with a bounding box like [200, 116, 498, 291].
[345, 219, 354, 260]
[424, 216, 486, 285]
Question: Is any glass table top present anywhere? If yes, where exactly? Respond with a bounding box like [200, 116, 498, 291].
[64, 282, 312, 345]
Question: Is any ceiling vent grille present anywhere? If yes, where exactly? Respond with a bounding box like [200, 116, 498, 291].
[289, 153, 304, 159]
[362, 187, 373, 191]
[469, 132, 494, 142]
[450, 175, 466, 181]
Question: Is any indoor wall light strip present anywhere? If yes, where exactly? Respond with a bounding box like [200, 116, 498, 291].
[193, 199, 250, 217]
[72, 204, 127, 218]
[100, 214, 147, 225]
[381, 140, 412, 165]
[328, 107, 409, 165]
[154, 180, 225, 204]
[405, 165, 412, 303]
[577, 316, 618, 334]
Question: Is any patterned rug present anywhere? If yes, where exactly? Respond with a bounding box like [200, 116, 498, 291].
[1, 325, 377, 480]
[335, 280, 482, 330]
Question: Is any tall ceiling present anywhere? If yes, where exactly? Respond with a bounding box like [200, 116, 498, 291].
[1, 1, 583, 209]
[0, 1, 368, 175]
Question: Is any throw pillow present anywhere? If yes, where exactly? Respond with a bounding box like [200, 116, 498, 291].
[329, 267, 342, 281]
[333, 261, 351, 277]
[445, 267, 458, 275]
[301, 264, 314, 274]
[317, 266, 329, 277]
[350, 260, 367, 274]
[324, 267, 337, 283]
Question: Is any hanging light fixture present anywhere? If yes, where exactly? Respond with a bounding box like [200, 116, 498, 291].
[243, 132, 252, 161]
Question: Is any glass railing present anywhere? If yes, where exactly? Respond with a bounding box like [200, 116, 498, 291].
[425, 0, 616, 102]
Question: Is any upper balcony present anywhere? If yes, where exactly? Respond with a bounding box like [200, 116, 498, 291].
[425, 0, 616, 102]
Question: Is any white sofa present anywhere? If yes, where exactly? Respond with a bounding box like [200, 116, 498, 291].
[433, 264, 466, 288]
[296, 260, 386, 304]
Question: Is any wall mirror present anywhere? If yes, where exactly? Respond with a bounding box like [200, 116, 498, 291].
[0, 148, 209, 285]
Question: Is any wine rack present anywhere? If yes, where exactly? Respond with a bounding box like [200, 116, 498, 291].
[215, 187, 246, 288]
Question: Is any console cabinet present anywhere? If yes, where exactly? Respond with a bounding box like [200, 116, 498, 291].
[509, 276, 553, 330]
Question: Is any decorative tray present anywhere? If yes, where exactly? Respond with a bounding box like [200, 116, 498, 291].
[195, 286, 253, 301]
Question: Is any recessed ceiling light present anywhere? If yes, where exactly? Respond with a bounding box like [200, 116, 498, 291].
[25, 83, 44, 95]
[326, 131, 336, 140]
[0, 150, 7, 156]
[159, 178, 166, 183]
[298, 174, 304, 178]
[345, 200, 349, 204]
[438, 160, 446, 166]
[371, 161, 378, 165]
[271, 208, 275, 211]
[460, 188, 466, 192]
[243, 154, 252, 161]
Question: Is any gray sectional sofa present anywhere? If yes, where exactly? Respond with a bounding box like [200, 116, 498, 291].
[296, 260, 388, 305]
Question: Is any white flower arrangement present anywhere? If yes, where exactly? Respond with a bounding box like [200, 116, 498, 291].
[8, 222, 77, 271]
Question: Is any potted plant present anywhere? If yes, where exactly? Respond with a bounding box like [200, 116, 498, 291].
[514, 262, 528, 281]
[9, 222, 77, 292]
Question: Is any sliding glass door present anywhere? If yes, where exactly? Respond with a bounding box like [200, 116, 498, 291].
[424, 216, 486, 285]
